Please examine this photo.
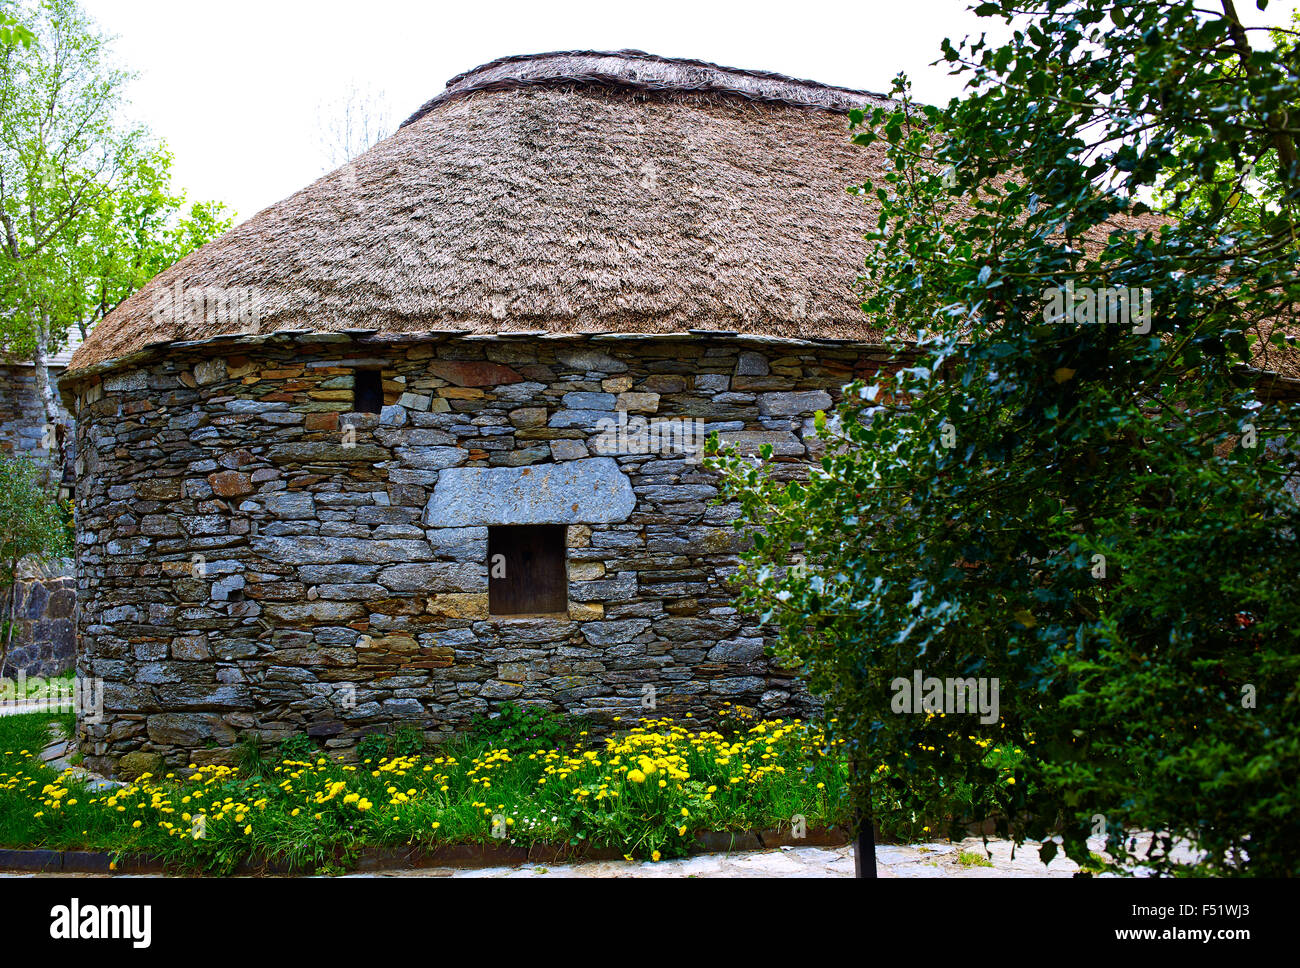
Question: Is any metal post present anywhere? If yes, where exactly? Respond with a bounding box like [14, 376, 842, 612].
[851, 759, 877, 878]
[854, 808, 878, 878]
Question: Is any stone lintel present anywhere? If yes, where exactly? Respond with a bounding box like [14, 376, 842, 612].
[424, 457, 635, 526]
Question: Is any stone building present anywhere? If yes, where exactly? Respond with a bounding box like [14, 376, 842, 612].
[58, 51, 908, 775]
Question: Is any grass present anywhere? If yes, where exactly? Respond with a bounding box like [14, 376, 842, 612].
[0, 712, 56, 757]
[1, 709, 856, 874]
[0, 670, 75, 702]
[958, 849, 994, 867]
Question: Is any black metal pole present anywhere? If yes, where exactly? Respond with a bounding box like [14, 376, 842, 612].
[851, 760, 877, 878]
[854, 812, 877, 878]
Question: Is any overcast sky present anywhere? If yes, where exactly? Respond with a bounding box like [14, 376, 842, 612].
[81, 0, 1300, 223]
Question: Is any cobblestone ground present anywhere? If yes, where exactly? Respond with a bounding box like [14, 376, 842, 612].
[0, 839, 1114, 878]
[343, 839, 1102, 878]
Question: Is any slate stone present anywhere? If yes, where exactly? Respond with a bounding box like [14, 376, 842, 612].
[428, 361, 523, 387]
[392, 446, 467, 470]
[264, 492, 316, 518]
[580, 619, 652, 647]
[253, 536, 435, 564]
[397, 392, 431, 411]
[557, 349, 627, 373]
[706, 638, 766, 662]
[208, 471, 254, 497]
[193, 359, 227, 385]
[267, 442, 389, 463]
[716, 430, 805, 456]
[548, 409, 618, 430]
[562, 391, 616, 410]
[146, 713, 237, 746]
[424, 458, 635, 526]
[549, 439, 589, 461]
[377, 562, 487, 593]
[757, 390, 832, 416]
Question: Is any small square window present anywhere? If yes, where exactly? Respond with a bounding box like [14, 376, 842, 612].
[353, 370, 384, 414]
[488, 525, 567, 617]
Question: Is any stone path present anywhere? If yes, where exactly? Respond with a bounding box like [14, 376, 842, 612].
[344, 837, 1103, 878]
[0, 699, 68, 717]
[17, 721, 123, 792]
[0, 838, 1112, 878]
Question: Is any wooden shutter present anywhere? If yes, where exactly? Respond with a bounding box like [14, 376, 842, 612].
[488, 524, 567, 616]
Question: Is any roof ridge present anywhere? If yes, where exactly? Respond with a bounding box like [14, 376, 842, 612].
[401, 49, 892, 128]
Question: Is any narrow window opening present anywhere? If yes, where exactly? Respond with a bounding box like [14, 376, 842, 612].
[488, 524, 567, 617]
[353, 369, 384, 414]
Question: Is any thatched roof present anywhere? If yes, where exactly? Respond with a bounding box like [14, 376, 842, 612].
[67, 49, 1293, 379]
[69, 50, 898, 372]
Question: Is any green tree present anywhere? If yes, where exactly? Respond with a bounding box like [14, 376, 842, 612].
[0, 453, 70, 678]
[0, 0, 231, 429]
[1159, 9, 1299, 238]
[711, 0, 1300, 875]
[57, 143, 234, 342]
[0, 5, 33, 48]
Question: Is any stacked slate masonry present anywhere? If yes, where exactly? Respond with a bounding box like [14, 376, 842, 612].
[1, 361, 77, 677]
[66, 332, 896, 775]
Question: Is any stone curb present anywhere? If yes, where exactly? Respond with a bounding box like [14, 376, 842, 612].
[0, 826, 850, 876]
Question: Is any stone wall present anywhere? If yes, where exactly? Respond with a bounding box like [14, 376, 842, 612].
[64, 334, 895, 775]
[0, 362, 73, 467]
[2, 574, 76, 677]
[1, 363, 76, 678]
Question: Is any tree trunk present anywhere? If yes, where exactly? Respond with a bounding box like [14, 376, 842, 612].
[1221, 0, 1298, 188]
[0, 558, 18, 682]
[31, 317, 60, 429]
[30, 317, 64, 490]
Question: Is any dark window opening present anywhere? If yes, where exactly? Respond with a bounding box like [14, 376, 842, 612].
[488, 525, 567, 616]
[354, 369, 384, 414]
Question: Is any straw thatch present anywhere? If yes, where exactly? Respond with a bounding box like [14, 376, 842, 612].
[69, 51, 899, 371]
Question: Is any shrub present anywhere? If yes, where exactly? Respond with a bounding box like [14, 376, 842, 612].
[276, 733, 318, 763]
[710, 0, 1300, 876]
[354, 731, 388, 763]
[356, 726, 426, 762]
[467, 702, 587, 751]
[236, 736, 269, 777]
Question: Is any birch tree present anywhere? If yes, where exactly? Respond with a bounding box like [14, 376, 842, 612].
[0, 0, 231, 433]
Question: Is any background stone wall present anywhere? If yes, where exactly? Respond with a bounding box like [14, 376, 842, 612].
[66, 334, 894, 775]
[1, 362, 76, 679]
[3, 573, 76, 677]
[0, 362, 73, 466]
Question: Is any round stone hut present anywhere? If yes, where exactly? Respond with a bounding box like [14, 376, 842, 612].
[59, 50, 901, 775]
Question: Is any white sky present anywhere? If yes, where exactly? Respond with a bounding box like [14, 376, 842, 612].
[81, 0, 1300, 223]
